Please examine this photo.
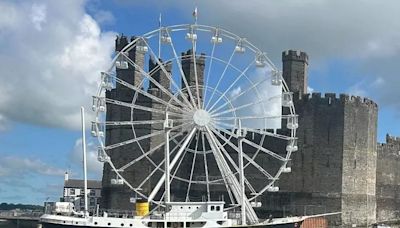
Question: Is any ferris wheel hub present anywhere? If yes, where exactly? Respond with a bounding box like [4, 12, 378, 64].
[193, 109, 211, 127]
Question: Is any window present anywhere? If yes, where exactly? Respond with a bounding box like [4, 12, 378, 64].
[211, 206, 215, 211]
[90, 189, 96, 196]
[216, 206, 220, 211]
[70, 188, 75, 195]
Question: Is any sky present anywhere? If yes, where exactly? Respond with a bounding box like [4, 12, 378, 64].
[0, 0, 399, 205]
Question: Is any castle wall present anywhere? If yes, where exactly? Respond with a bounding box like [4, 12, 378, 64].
[341, 96, 378, 226]
[265, 50, 378, 227]
[376, 135, 400, 222]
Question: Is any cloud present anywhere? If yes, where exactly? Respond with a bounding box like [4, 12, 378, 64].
[71, 138, 103, 178]
[30, 3, 47, 31]
[0, 156, 65, 178]
[0, 0, 116, 130]
[93, 10, 115, 25]
[127, 0, 400, 115]
[0, 114, 8, 132]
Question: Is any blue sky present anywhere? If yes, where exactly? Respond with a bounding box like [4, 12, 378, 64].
[0, 0, 399, 205]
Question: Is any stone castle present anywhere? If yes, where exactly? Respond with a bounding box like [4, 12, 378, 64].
[100, 35, 400, 227]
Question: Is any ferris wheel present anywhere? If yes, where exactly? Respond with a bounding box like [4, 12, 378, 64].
[92, 23, 298, 224]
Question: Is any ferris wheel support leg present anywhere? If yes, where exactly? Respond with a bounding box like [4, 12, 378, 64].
[148, 127, 197, 202]
[238, 120, 247, 225]
[238, 135, 246, 224]
[164, 112, 172, 204]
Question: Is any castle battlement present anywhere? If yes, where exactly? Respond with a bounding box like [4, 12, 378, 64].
[115, 35, 129, 52]
[298, 92, 378, 108]
[149, 57, 172, 72]
[181, 49, 206, 65]
[282, 50, 308, 64]
[385, 134, 400, 145]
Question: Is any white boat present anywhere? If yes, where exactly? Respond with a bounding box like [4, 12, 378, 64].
[40, 201, 306, 228]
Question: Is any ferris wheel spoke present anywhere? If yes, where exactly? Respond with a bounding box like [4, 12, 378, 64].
[209, 127, 274, 180]
[214, 120, 294, 141]
[114, 77, 189, 114]
[207, 60, 255, 112]
[165, 29, 198, 109]
[105, 98, 187, 118]
[209, 130, 257, 194]
[205, 47, 236, 110]
[136, 133, 188, 190]
[213, 115, 288, 121]
[210, 76, 270, 115]
[191, 36, 202, 109]
[215, 126, 287, 162]
[106, 160, 152, 203]
[201, 132, 211, 201]
[119, 52, 192, 111]
[148, 128, 197, 202]
[118, 129, 187, 171]
[211, 94, 281, 118]
[104, 119, 189, 126]
[203, 43, 216, 110]
[185, 131, 200, 202]
[105, 121, 191, 150]
[205, 127, 259, 223]
[156, 130, 196, 204]
[203, 130, 236, 204]
[141, 37, 196, 110]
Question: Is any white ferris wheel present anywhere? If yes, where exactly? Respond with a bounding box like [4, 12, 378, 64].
[92, 23, 298, 224]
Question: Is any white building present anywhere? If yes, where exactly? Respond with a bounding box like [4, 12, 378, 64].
[62, 172, 102, 214]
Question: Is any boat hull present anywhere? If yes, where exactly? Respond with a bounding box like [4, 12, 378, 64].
[41, 222, 302, 228]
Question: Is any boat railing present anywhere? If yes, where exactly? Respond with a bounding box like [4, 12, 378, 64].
[98, 209, 136, 218]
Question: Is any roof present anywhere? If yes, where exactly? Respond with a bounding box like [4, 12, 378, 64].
[64, 179, 102, 189]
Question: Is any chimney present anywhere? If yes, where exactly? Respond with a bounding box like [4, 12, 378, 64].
[64, 171, 69, 181]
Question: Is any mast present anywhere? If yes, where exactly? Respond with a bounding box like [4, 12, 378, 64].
[81, 107, 88, 217]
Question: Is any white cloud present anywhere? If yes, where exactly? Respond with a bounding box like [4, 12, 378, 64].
[0, 0, 116, 130]
[93, 10, 115, 25]
[229, 86, 241, 98]
[127, 0, 400, 115]
[30, 3, 46, 31]
[0, 114, 8, 132]
[0, 156, 65, 177]
[71, 138, 103, 178]
[347, 83, 367, 98]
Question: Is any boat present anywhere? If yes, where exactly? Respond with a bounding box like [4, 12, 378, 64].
[40, 201, 306, 228]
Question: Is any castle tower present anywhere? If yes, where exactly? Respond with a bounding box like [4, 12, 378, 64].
[101, 35, 150, 210]
[181, 49, 206, 104]
[376, 134, 400, 222]
[282, 50, 309, 96]
[262, 50, 378, 227]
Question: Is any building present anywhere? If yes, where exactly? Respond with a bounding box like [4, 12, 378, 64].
[263, 50, 378, 227]
[63, 172, 102, 214]
[376, 134, 400, 222]
[100, 35, 400, 227]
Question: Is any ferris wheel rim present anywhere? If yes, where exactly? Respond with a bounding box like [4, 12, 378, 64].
[93, 23, 298, 209]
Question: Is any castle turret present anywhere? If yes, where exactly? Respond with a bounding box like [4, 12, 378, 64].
[101, 35, 150, 210]
[148, 57, 171, 99]
[181, 49, 206, 103]
[282, 50, 309, 96]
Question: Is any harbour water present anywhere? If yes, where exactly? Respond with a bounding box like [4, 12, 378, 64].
[0, 219, 38, 228]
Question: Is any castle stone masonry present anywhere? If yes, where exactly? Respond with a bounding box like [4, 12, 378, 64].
[101, 35, 400, 227]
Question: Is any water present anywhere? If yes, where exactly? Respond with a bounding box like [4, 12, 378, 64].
[0, 219, 38, 228]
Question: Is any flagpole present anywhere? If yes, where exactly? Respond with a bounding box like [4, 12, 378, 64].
[158, 13, 162, 59]
[192, 7, 198, 25]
